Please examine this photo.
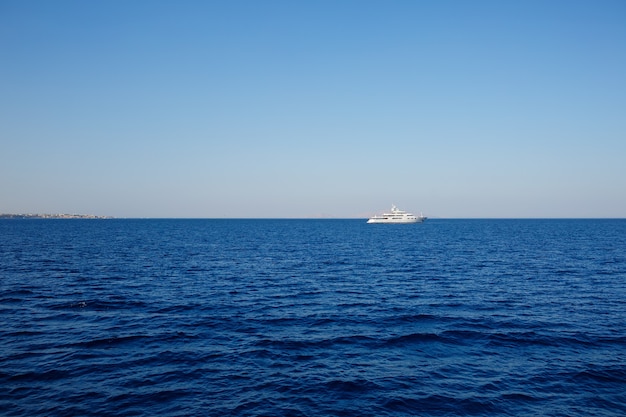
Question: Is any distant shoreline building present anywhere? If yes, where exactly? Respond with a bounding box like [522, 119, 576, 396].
[0, 213, 113, 219]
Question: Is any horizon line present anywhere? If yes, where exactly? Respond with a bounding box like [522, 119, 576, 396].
[3, 214, 625, 220]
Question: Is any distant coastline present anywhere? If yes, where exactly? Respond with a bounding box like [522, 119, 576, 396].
[0, 213, 113, 219]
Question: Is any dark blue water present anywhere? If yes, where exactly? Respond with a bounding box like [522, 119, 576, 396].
[1, 219, 625, 416]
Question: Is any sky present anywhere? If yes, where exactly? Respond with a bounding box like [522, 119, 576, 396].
[1, 0, 625, 218]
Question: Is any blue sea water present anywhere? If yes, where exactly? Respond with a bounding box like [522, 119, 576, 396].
[1, 218, 625, 416]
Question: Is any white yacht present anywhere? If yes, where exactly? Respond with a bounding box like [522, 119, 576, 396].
[367, 205, 425, 224]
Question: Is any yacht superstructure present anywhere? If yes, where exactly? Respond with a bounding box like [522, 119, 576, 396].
[367, 205, 425, 224]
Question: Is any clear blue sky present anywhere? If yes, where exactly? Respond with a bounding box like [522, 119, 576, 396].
[1, 0, 625, 218]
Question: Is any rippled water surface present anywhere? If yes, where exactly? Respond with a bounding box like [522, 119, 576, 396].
[1, 219, 625, 416]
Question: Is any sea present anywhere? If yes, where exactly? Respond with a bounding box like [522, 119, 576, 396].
[1, 218, 625, 416]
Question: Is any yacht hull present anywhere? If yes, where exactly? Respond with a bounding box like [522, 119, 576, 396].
[367, 217, 423, 224]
